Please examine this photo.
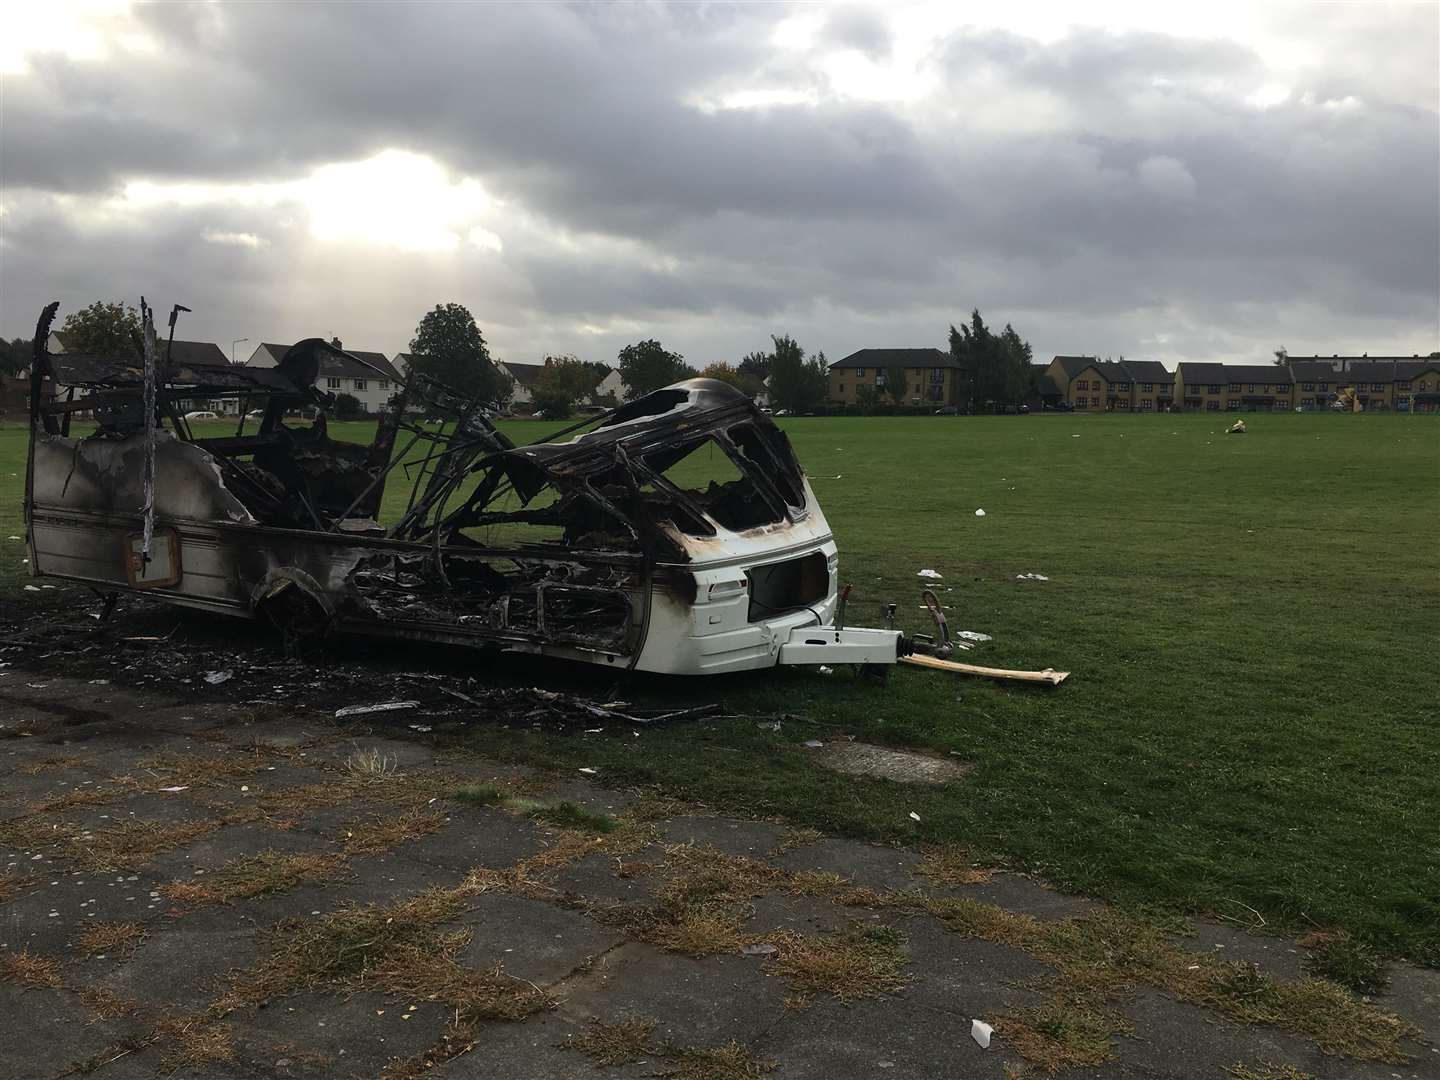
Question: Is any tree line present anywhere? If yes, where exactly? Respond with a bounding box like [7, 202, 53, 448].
[8, 298, 1041, 418]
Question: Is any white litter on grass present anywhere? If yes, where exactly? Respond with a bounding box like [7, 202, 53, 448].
[23, 585, 40, 591]
[203, 670, 233, 685]
[804, 740, 824, 749]
[158, 786, 189, 793]
[408, 723, 432, 733]
[1071, 434, 1081, 438]
[578, 767, 598, 775]
[740, 942, 778, 956]
[908, 811, 921, 822]
[817, 665, 834, 675]
[917, 569, 943, 579]
[6, 536, 19, 541]
[974, 508, 986, 517]
[334, 700, 420, 718]
[1016, 573, 1049, 581]
[971, 1019, 993, 1049]
[954, 630, 992, 642]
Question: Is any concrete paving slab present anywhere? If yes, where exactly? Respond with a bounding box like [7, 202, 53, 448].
[232, 988, 449, 1077]
[773, 836, 922, 891]
[97, 905, 262, 1009]
[884, 912, 1051, 1018]
[947, 872, 1099, 921]
[0, 864, 170, 953]
[391, 805, 550, 874]
[146, 820, 335, 880]
[1170, 918, 1308, 982]
[549, 848, 667, 908]
[438, 1011, 653, 1079]
[455, 893, 626, 986]
[0, 982, 146, 1080]
[557, 941, 790, 1047]
[659, 815, 786, 858]
[756, 994, 1011, 1080]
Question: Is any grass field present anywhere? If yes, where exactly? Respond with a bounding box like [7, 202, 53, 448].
[2, 412, 1437, 966]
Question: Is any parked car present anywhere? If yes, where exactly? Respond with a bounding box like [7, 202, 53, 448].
[934, 405, 959, 416]
[183, 410, 219, 421]
[1052, 401, 1075, 412]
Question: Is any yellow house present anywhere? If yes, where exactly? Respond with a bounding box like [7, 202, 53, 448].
[827, 348, 961, 407]
[1397, 360, 1440, 412]
[1122, 360, 1176, 412]
[1175, 363, 1227, 412]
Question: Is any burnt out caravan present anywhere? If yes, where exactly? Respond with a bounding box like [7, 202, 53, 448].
[22, 303, 904, 675]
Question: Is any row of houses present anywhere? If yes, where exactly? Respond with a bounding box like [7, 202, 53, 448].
[824, 347, 1440, 413]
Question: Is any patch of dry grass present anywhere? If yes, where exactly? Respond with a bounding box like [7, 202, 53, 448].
[765, 924, 909, 1002]
[138, 750, 265, 789]
[151, 1012, 236, 1070]
[917, 848, 995, 886]
[995, 998, 1122, 1073]
[0, 949, 64, 987]
[568, 1016, 657, 1066]
[1225, 1065, 1317, 1080]
[72, 921, 147, 957]
[658, 1040, 776, 1080]
[160, 851, 342, 906]
[20, 754, 86, 775]
[342, 747, 401, 783]
[219, 886, 552, 1032]
[0, 815, 227, 873]
[0, 871, 39, 903]
[340, 809, 446, 855]
[769, 826, 823, 856]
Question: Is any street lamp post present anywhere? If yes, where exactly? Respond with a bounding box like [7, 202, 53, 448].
[231, 338, 249, 365]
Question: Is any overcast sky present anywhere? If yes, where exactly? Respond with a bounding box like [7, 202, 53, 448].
[2, 1, 1436, 369]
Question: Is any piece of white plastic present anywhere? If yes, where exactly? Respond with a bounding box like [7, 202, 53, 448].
[334, 701, 420, 718]
[971, 1019, 993, 1049]
[974, 508, 986, 517]
[917, 569, 943, 579]
[908, 811, 921, 822]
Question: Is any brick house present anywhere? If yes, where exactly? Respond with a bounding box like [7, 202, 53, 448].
[827, 349, 961, 407]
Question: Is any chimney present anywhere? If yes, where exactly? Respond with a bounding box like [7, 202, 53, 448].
[331, 337, 342, 349]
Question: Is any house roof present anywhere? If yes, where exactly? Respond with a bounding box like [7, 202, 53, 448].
[1119, 360, 1174, 385]
[53, 332, 228, 367]
[501, 361, 547, 388]
[1220, 365, 1293, 385]
[1049, 355, 1098, 378]
[830, 348, 959, 370]
[1288, 361, 1343, 383]
[253, 343, 400, 382]
[1176, 363, 1228, 386]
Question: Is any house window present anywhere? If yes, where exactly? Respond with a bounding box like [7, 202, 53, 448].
[354, 378, 367, 391]
[1371, 383, 1384, 391]
[1318, 382, 1329, 391]
[1090, 396, 1099, 407]
[1209, 384, 1221, 394]
[1247, 384, 1256, 392]
[929, 368, 944, 383]
[1303, 382, 1313, 391]
[1140, 399, 1153, 410]
[326, 377, 341, 390]
[1397, 381, 1410, 390]
[837, 384, 844, 394]
[378, 379, 389, 390]
[856, 368, 866, 377]
[1206, 401, 1220, 411]
[1116, 383, 1130, 391]
[1076, 380, 1088, 390]
[1142, 382, 1153, 392]
[1228, 383, 1241, 392]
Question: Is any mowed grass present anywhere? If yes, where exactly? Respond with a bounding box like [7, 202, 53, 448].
[2, 412, 1437, 965]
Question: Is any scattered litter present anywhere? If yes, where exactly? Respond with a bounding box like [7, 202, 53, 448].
[917, 569, 943, 579]
[816, 665, 834, 675]
[6, 536, 19, 541]
[334, 701, 420, 718]
[158, 786, 189, 793]
[740, 943, 778, 956]
[804, 740, 824, 749]
[1071, 434, 1081, 438]
[203, 670, 233, 685]
[578, 767, 598, 775]
[908, 811, 921, 822]
[974, 508, 986, 517]
[1016, 573, 1049, 581]
[756, 720, 781, 732]
[584, 727, 604, 734]
[954, 630, 992, 642]
[23, 585, 40, 592]
[971, 1019, 993, 1049]
[407, 723, 432, 733]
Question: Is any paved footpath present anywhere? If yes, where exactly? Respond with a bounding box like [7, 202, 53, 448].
[0, 674, 1435, 1080]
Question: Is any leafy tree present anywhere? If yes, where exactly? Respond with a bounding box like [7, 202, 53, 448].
[333, 392, 363, 420]
[60, 301, 142, 357]
[1, 337, 33, 377]
[617, 339, 689, 400]
[879, 366, 910, 404]
[738, 350, 771, 381]
[949, 309, 1033, 412]
[531, 354, 607, 417]
[1273, 347, 1289, 367]
[854, 384, 878, 412]
[766, 335, 828, 413]
[407, 303, 509, 404]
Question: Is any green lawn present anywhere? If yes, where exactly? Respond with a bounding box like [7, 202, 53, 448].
[3, 412, 1437, 965]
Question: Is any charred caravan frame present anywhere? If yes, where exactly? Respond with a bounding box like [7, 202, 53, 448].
[22, 302, 902, 675]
